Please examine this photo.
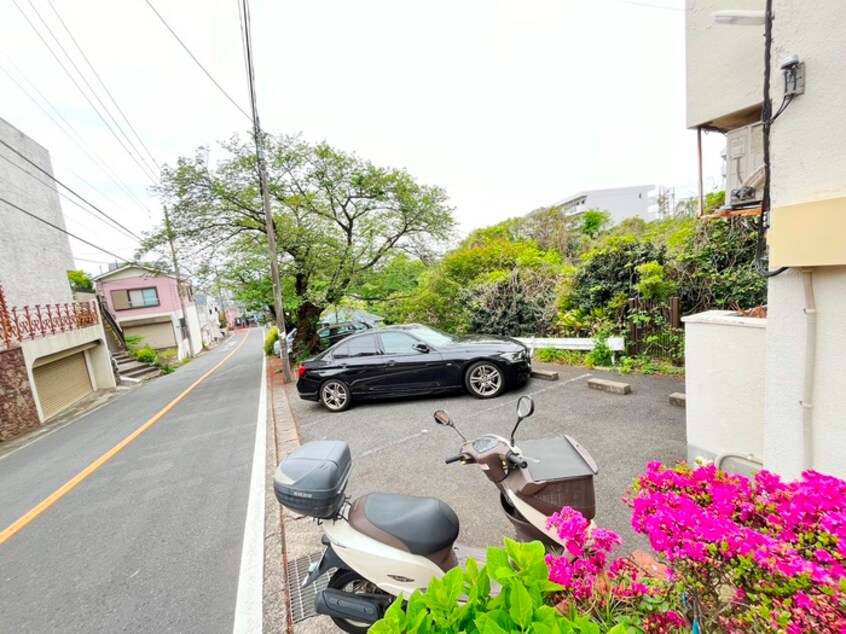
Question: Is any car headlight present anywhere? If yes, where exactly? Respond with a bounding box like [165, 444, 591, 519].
[499, 351, 525, 363]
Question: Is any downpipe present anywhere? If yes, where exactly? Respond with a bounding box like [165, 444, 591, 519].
[801, 269, 817, 471]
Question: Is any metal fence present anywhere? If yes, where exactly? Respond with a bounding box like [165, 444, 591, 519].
[0, 284, 99, 349]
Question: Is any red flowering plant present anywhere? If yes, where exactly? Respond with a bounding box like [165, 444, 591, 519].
[628, 461, 846, 633]
[544, 507, 688, 632]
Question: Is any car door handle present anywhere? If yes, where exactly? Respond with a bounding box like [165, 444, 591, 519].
[384, 360, 396, 367]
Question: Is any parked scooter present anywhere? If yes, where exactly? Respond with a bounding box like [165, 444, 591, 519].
[273, 396, 599, 633]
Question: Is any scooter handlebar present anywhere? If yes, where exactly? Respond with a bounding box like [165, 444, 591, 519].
[506, 452, 528, 470]
[444, 454, 464, 465]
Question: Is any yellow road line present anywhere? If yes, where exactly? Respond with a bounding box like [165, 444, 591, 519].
[0, 332, 252, 546]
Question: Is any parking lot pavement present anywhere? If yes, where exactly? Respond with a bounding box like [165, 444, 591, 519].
[285, 363, 686, 555]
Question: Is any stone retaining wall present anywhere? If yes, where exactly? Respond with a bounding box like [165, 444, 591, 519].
[0, 346, 39, 439]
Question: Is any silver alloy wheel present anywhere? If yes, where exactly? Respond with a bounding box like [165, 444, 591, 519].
[468, 362, 503, 397]
[321, 380, 350, 411]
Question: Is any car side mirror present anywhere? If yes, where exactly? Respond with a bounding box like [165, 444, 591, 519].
[412, 342, 429, 353]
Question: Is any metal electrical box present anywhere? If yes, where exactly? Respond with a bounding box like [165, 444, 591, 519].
[725, 122, 764, 208]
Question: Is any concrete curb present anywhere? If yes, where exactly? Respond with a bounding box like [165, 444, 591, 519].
[587, 377, 631, 395]
[264, 357, 335, 633]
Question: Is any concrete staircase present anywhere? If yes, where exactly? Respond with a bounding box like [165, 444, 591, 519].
[112, 352, 161, 384]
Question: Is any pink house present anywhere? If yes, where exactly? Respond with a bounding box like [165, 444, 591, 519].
[94, 264, 202, 360]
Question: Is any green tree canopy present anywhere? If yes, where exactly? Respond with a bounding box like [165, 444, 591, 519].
[67, 270, 94, 293]
[142, 134, 455, 345]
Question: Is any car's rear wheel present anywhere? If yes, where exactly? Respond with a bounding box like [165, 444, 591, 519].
[320, 379, 352, 412]
[465, 361, 504, 398]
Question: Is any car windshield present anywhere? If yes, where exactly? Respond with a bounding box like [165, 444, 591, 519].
[407, 325, 455, 347]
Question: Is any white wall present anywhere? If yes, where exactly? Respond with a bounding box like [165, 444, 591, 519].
[763, 0, 846, 479]
[684, 312, 766, 467]
[0, 117, 75, 306]
[685, 0, 764, 129]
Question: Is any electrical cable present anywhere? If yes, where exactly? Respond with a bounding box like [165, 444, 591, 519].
[756, 0, 788, 278]
[11, 0, 160, 183]
[0, 138, 143, 241]
[46, 0, 161, 170]
[0, 194, 131, 262]
[144, 0, 254, 123]
[0, 152, 142, 243]
[0, 57, 154, 217]
[22, 0, 160, 179]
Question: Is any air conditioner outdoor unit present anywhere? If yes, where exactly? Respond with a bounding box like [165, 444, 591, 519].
[725, 122, 764, 208]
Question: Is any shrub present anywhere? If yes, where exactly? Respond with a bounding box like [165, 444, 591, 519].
[370, 539, 614, 634]
[585, 335, 614, 368]
[131, 346, 157, 364]
[535, 348, 588, 366]
[264, 327, 279, 356]
[629, 462, 846, 633]
[159, 363, 176, 375]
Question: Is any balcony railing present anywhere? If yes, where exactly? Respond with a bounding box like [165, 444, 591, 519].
[0, 284, 99, 349]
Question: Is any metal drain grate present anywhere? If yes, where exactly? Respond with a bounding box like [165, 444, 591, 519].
[286, 552, 335, 623]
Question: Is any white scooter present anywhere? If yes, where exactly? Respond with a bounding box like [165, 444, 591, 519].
[273, 396, 598, 633]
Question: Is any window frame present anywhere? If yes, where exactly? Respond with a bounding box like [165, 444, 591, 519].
[112, 287, 161, 310]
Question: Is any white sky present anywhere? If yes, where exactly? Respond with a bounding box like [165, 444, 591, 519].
[1, 0, 725, 275]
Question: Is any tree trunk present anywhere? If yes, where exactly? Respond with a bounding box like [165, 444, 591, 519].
[295, 302, 324, 354]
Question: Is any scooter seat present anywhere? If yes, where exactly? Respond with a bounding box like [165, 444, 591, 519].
[349, 493, 460, 557]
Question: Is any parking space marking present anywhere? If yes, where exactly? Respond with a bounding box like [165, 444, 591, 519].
[358, 429, 430, 459]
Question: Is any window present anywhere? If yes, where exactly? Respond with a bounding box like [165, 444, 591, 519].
[111, 287, 160, 310]
[333, 335, 378, 359]
[381, 332, 421, 355]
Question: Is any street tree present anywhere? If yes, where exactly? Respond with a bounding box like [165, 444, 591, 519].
[142, 134, 454, 347]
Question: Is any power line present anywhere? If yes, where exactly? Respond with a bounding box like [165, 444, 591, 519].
[0, 56, 155, 217]
[0, 194, 130, 262]
[0, 138, 144, 241]
[0, 152, 142, 243]
[12, 0, 160, 183]
[46, 0, 161, 171]
[145, 0, 254, 123]
[21, 0, 160, 179]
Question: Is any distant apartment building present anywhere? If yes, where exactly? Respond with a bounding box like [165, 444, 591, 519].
[0, 117, 115, 438]
[552, 185, 655, 225]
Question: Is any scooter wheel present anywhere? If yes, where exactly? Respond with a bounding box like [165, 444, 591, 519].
[326, 569, 390, 634]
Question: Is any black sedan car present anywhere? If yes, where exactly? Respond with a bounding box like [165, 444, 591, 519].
[296, 324, 532, 412]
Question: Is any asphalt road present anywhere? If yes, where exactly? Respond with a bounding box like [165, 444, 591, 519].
[286, 363, 686, 554]
[0, 329, 264, 633]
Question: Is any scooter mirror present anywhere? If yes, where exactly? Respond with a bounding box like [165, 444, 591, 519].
[511, 396, 535, 445]
[433, 410, 452, 426]
[516, 396, 535, 419]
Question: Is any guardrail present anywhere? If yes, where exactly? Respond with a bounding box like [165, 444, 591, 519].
[515, 336, 626, 353]
[0, 284, 99, 349]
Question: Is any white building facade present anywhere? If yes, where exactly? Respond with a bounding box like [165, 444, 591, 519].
[684, 0, 846, 478]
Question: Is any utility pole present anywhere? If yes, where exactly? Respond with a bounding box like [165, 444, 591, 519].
[241, 0, 292, 382]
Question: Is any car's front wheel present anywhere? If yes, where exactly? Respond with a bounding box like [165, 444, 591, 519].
[320, 379, 352, 412]
[465, 361, 504, 398]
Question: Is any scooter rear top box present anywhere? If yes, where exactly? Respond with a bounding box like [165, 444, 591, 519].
[274, 440, 351, 519]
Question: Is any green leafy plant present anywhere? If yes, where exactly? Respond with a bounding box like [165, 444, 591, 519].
[131, 345, 157, 364]
[264, 327, 279, 356]
[369, 539, 620, 634]
[585, 335, 614, 368]
[158, 363, 176, 375]
[534, 348, 588, 366]
[124, 335, 144, 348]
